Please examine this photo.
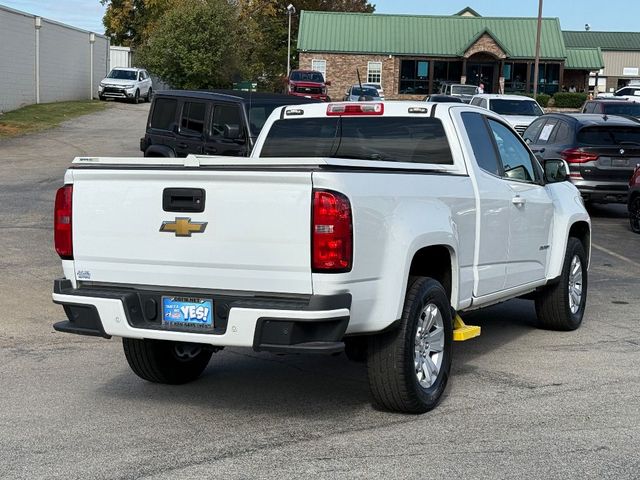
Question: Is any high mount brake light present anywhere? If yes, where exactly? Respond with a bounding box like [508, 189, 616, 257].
[312, 190, 352, 272]
[54, 185, 73, 259]
[326, 103, 384, 116]
[561, 148, 599, 164]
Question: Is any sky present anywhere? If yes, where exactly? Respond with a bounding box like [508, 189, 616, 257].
[1, 0, 639, 34]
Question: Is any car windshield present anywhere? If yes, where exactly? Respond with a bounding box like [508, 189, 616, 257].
[290, 71, 324, 83]
[261, 117, 453, 164]
[107, 69, 137, 80]
[489, 99, 543, 116]
[350, 87, 379, 97]
[577, 126, 640, 146]
[603, 103, 640, 117]
[451, 85, 478, 96]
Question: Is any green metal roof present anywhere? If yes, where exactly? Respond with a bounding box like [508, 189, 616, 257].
[563, 31, 640, 51]
[565, 47, 604, 70]
[297, 11, 567, 59]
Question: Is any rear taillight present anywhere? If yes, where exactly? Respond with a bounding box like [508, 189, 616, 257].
[326, 103, 384, 116]
[561, 148, 599, 164]
[312, 190, 352, 272]
[54, 185, 73, 259]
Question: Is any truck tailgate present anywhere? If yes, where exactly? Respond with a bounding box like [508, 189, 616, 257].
[70, 168, 313, 294]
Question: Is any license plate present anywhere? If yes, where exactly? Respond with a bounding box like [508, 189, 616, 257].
[162, 296, 213, 329]
[612, 158, 629, 167]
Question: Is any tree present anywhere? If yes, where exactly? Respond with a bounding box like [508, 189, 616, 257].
[238, 0, 375, 90]
[135, 0, 244, 89]
[100, 0, 175, 47]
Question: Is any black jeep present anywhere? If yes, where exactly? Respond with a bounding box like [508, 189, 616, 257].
[140, 90, 321, 157]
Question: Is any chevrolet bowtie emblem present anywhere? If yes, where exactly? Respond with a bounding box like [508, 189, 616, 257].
[159, 217, 207, 237]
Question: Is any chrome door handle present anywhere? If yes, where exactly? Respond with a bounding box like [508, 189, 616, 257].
[512, 195, 526, 207]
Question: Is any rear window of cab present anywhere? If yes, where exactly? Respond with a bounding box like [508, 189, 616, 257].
[261, 117, 453, 165]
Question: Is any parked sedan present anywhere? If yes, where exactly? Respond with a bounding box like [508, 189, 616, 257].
[523, 113, 640, 204]
[343, 85, 383, 101]
[582, 99, 640, 119]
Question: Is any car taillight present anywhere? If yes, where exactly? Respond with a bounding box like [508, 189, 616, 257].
[54, 185, 73, 259]
[326, 103, 384, 116]
[312, 189, 352, 272]
[561, 148, 599, 164]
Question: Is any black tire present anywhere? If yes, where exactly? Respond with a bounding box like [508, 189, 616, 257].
[132, 89, 140, 104]
[145, 87, 153, 103]
[629, 194, 640, 234]
[98, 95, 105, 101]
[535, 237, 588, 331]
[122, 338, 212, 384]
[367, 277, 453, 413]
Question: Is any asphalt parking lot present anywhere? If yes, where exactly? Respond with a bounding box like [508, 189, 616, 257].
[1, 101, 639, 479]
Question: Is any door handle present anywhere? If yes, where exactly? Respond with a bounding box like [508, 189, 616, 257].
[512, 195, 526, 207]
[177, 142, 188, 149]
[531, 148, 545, 154]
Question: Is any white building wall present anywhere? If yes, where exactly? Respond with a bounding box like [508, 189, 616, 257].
[0, 5, 109, 112]
[110, 46, 131, 69]
[0, 7, 36, 112]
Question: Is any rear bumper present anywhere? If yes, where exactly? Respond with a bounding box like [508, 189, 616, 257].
[52, 279, 350, 354]
[572, 180, 629, 203]
[288, 92, 329, 102]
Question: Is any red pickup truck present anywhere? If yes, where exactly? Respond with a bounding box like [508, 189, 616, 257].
[286, 69, 330, 102]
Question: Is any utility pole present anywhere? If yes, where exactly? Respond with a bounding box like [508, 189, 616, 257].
[532, 0, 543, 97]
[286, 4, 296, 76]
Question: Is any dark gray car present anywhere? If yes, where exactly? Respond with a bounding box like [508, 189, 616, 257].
[523, 113, 640, 204]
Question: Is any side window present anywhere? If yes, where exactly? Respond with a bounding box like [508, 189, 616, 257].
[523, 119, 545, 144]
[583, 102, 593, 113]
[536, 119, 558, 144]
[150, 98, 177, 131]
[211, 104, 243, 139]
[460, 112, 501, 176]
[180, 102, 206, 136]
[552, 121, 572, 144]
[470, 97, 482, 106]
[482, 99, 489, 109]
[487, 119, 537, 183]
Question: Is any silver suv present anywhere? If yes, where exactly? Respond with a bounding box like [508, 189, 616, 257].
[98, 67, 153, 103]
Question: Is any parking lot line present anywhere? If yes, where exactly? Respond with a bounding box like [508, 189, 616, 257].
[591, 242, 640, 270]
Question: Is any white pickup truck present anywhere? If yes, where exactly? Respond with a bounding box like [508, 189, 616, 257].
[52, 101, 590, 413]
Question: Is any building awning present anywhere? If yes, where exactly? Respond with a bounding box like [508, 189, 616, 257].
[565, 47, 604, 70]
[297, 11, 567, 60]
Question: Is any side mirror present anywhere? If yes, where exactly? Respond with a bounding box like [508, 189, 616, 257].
[325, 81, 332, 86]
[223, 124, 243, 142]
[543, 158, 570, 183]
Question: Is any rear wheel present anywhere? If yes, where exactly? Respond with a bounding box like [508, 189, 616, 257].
[629, 195, 640, 233]
[367, 277, 452, 413]
[535, 237, 588, 330]
[122, 338, 212, 384]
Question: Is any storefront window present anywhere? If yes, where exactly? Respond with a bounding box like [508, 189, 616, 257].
[400, 60, 429, 94]
[433, 61, 463, 93]
[504, 63, 527, 93]
[530, 63, 560, 94]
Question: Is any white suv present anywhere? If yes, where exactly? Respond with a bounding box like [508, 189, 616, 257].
[470, 94, 544, 135]
[98, 67, 153, 103]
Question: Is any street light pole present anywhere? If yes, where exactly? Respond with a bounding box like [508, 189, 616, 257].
[532, 0, 543, 97]
[286, 4, 296, 76]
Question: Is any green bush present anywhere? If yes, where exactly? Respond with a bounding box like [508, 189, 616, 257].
[521, 93, 551, 107]
[552, 92, 588, 109]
